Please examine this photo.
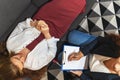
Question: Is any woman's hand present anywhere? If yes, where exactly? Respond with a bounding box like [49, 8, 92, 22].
[31, 20, 51, 39]
[68, 51, 84, 61]
[37, 20, 49, 34]
[70, 70, 83, 77]
[37, 20, 51, 39]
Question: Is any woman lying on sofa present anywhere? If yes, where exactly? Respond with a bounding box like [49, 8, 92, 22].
[0, 0, 86, 80]
[59, 30, 120, 80]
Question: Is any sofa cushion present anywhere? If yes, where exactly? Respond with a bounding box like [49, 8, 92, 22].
[0, 0, 31, 41]
[0, 4, 39, 41]
[61, 0, 96, 41]
[31, 0, 49, 7]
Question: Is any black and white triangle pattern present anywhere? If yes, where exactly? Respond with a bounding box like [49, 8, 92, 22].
[78, 0, 120, 37]
[48, 62, 64, 80]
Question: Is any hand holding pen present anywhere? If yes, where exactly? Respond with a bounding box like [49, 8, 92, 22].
[68, 51, 84, 61]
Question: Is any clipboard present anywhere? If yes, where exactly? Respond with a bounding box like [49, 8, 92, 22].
[62, 45, 89, 71]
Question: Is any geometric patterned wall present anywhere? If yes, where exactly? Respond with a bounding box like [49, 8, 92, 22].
[78, 0, 120, 37]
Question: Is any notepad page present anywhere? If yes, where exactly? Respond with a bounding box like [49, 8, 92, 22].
[62, 45, 87, 70]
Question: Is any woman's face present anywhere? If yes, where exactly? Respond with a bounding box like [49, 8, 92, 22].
[10, 53, 25, 70]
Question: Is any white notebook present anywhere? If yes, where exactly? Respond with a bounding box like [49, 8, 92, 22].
[62, 45, 88, 70]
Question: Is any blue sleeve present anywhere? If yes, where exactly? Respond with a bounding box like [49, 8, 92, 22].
[80, 71, 92, 80]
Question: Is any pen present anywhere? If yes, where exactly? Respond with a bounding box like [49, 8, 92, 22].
[53, 59, 61, 67]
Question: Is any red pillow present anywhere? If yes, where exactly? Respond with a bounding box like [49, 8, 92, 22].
[33, 0, 86, 38]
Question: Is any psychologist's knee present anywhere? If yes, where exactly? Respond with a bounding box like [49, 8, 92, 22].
[68, 30, 85, 45]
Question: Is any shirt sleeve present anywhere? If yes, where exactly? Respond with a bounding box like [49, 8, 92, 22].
[24, 37, 59, 70]
[79, 70, 119, 80]
[6, 18, 40, 53]
[46, 37, 59, 62]
[8, 18, 40, 39]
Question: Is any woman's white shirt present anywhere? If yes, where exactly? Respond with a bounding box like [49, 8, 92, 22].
[7, 18, 59, 70]
[89, 54, 111, 73]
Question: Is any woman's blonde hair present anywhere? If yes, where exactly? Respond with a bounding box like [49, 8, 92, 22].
[0, 56, 20, 80]
[0, 42, 48, 80]
[0, 42, 22, 80]
[23, 66, 48, 80]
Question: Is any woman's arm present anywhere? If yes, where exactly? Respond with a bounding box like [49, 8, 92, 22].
[24, 21, 59, 70]
[37, 20, 52, 39]
[8, 18, 40, 39]
[39, 20, 58, 60]
[70, 70, 120, 80]
[6, 18, 41, 53]
[18, 20, 52, 61]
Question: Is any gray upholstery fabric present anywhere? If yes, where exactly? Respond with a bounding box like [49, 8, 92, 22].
[32, 0, 49, 7]
[0, 4, 38, 41]
[0, 0, 49, 41]
[0, 0, 31, 41]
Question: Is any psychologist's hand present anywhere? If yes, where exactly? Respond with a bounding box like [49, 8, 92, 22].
[70, 70, 83, 77]
[68, 51, 84, 61]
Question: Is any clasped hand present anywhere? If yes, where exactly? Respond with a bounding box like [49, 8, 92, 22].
[31, 20, 51, 39]
[31, 20, 49, 35]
